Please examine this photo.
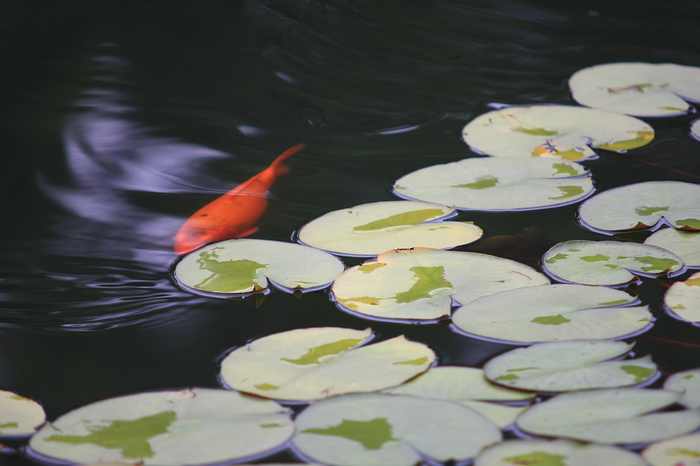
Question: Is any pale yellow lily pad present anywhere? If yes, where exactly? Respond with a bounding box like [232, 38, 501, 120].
[569, 62, 700, 117]
[331, 248, 550, 322]
[297, 200, 483, 257]
[664, 271, 700, 324]
[173, 238, 345, 297]
[643, 432, 700, 466]
[393, 157, 594, 211]
[645, 228, 700, 267]
[0, 390, 45, 437]
[462, 104, 653, 161]
[220, 327, 435, 401]
[664, 368, 700, 409]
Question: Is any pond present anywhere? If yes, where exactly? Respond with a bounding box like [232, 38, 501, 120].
[2, 1, 700, 464]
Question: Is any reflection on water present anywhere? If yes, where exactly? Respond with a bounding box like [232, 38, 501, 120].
[2, 1, 700, 463]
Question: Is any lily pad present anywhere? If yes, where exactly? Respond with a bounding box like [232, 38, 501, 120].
[483, 340, 657, 392]
[220, 327, 435, 402]
[452, 284, 651, 344]
[476, 439, 648, 466]
[664, 271, 700, 324]
[384, 366, 535, 402]
[645, 228, 700, 267]
[692, 119, 700, 142]
[462, 104, 654, 161]
[173, 238, 345, 297]
[393, 157, 594, 211]
[331, 248, 550, 322]
[297, 200, 483, 257]
[516, 388, 700, 444]
[578, 181, 700, 234]
[0, 390, 45, 437]
[382, 366, 532, 428]
[569, 62, 700, 117]
[542, 240, 685, 285]
[292, 393, 502, 466]
[664, 368, 700, 409]
[28, 388, 294, 465]
[642, 432, 700, 466]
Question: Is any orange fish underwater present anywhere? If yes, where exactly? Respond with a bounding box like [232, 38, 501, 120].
[174, 144, 305, 255]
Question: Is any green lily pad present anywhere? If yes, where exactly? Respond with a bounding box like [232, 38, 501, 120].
[292, 393, 502, 466]
[483, 340, 657, 392]
[642, 432, 700, 466]
[664, 368, 700, 409]
[173, 238, 345, 297]
[664, 271, 700, 324]
[569, 62, 700, 117]
[476, 439, 648, 466]
[331, 248, 550, 322]
[220, 327, 435, 402]
[542, 240, 685, 285]
[452, 284, 651, 344]
[462, 104, 654, 162]
[29, 388, 294, 465]
[384, 366, 535, 402]
[578, 181, 700, 234]
[0, 390, 45, 437]
[393, 157, 593, 211]
[645, 228, 700, 267]
[297, 200, 483, 257]
[516, 388, 700, 444]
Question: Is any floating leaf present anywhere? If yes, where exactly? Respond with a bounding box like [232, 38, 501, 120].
[462, 104, 653, 162]
[384, 366, 534, 402]
[292, 393, 502, 466]
[516, 388, 700, 444]
[483, 340, 657, 392]
[664, 368, 700, 409]
[0, 390, 45, 437]
[645, 228, 700, 267]
[642, 432, 700, 466]
[578, 181, 700, 234]
[29, 389, 293, 465]
[476, 439, 648, 466]
[331, 248, 549, 322]
[393, 157, 593, 211]
[569, 62, 700, 117]
[542, 240, 684, 285]
[173, 238, 344, 297]
[297, 201, 482, 257]
[220, 327, 434, 401]
[452, 284, 651, 344]
[664, 271, 700, 324]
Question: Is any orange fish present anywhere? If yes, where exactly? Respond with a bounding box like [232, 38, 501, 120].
[174, 144, 305, 255]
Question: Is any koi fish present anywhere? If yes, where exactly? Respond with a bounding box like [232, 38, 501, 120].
[174, 144, 305, 255]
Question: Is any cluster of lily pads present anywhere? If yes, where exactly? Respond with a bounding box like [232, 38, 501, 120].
[5, 62, 700, 466]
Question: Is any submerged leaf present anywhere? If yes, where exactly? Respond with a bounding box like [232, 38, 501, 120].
[542, 240, 684, 285]
[579, 181, 700, 234]
[462, 104, 653, 161]
[331, 248, 549, 322]
[297, 201, 482, 256]
[483, 340, 657, 392]
[393, 157, 593, 211]
[516, 388, 700, 444]
[173, 238, 344, 297]
[29, 389, 294, 465]
[292, 393, 502, 466]
[220, 327, 435, 401]
[569, 62, 700, 116]
[452, 284, 650, 344]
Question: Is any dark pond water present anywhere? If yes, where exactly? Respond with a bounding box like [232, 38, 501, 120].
[2, 0, 700, 464]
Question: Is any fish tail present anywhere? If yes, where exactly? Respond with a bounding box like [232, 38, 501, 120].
[269, 143, 305, 175]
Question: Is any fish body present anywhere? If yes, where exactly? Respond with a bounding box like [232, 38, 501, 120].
[174, 144, 305, 255]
